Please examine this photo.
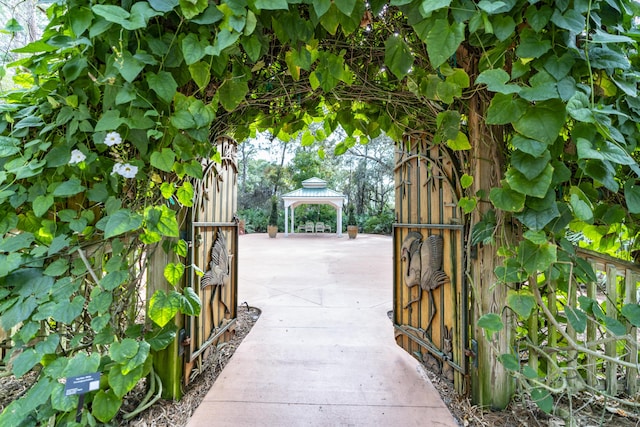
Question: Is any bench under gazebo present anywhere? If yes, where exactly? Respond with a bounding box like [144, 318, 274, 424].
[282, 177, 346, 237]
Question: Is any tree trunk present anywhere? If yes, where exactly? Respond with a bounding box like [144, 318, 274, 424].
[459, 44, 515, 409]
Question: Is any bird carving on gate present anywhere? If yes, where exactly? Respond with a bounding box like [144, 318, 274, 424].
[400, 232, 450, 331]
[201, 229, 231, 334]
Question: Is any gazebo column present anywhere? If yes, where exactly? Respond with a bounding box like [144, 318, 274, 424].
[290, 205, 295, 234]
[284, 201, 290, 236]
[337, 206, 343, 236]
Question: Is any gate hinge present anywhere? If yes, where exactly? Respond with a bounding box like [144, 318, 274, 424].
[466, 339, 478, 368]
[178, 329, 189, 356]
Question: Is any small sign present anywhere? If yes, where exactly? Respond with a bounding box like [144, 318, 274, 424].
[64, 373, 101, 396]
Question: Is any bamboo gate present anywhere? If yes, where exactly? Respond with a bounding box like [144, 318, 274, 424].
[393, 135, 469, 394]
[150, 137, 238, 399]
[391, 135, 640, 403]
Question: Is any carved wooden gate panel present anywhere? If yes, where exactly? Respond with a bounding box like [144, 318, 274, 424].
[393, 135, 468, 394]
[183, 138, 238, 386]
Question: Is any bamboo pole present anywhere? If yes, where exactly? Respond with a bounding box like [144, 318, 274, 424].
[605, 264, 618, 396]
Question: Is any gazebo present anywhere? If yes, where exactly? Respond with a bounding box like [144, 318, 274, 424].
[282, 177, 346, 236]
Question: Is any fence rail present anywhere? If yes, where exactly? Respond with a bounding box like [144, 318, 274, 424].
[527, 247, 640, 399]
[578, 248, 640, 396]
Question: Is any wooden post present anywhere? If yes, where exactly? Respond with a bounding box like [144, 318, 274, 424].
[586, 260, 598, 387]
[461, 45, 514, 408]
[547, 280, 557, 386]
[624, 269, 637, 395]
[605, 264, 618, 396]
[528, 275, 539, 375]
[567, 277, 578, 389]
[147, 240, 185, 400]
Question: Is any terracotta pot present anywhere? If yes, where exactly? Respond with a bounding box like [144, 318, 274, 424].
[347, 225, 358, 239]
[267, 225, 278, 238]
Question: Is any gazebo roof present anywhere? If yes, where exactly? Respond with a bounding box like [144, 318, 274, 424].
[282, 178, 345, 201]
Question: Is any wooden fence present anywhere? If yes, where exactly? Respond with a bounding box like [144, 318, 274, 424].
[526, 247, 640, 399]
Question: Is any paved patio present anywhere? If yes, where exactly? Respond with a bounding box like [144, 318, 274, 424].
[187, 233, 458, 426]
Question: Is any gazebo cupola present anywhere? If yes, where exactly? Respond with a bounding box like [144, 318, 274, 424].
[281, 177, 346, 236]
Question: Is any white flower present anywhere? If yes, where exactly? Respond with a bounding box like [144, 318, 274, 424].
[69, 149, 86, 165]
[111, 162, 138, 179]
[103, 131, 122, 147]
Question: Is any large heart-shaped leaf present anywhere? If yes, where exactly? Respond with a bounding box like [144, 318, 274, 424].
[177, 182, 194, 207]
[515, 204, 560, 231]
[312, 0, 331, 17]
[96, 210, 143, 238]
[122, 341, 150, 374]
[419, 0, 451, 16]
[477, 313, 504, 336]
[511, 150, 551, 180]
[475, 69, 520, 94]
[93, 389, 121, 423]
[110, 338, 139, 363]
[12, 348, 41, 377]
[218, 77, 249, 111]
[145, 323, 178, 351]
[61, 352, 101, 378]
[100, 270, 128, 291]
[114, 50, 144, 82]
[513, 100, 566, 145]
[181, 33, 206, 65]
[490, 186, 525, 212]
[426, 19, 465, 68]
[486, 93, 527, 124]
[565, 305, 587, 333]
[624, 180, 640, 214]
[52, 178, 85, 197]
[179, 0, 207, 19]
[146, 71, 177, 104]
[189, 61, 211, 90]
[150, 148, 176, 172]
[163, 262, 185, 286]
[515, 27, 552, 58]
[506, 164, 553, 198]
[517, 240, 557, 276]
[384, 35, 413, 80]
[149, 289, 181, 327]
[507, 290, 536, 319]
[621, 303, 640, 327]
[181, 286, 202, 316]
[335, 0, 356, 15]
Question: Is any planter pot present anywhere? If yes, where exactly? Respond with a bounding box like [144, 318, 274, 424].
[347, 225, 358, 239]
[267, 225, 278, 238]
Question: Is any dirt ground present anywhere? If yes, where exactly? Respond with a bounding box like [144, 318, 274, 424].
[2, 305, 639, 426]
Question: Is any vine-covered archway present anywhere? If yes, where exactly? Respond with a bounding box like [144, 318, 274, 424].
[1, 0, 640, 424]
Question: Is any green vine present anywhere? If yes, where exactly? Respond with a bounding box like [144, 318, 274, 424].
[0, 0, 639, 423]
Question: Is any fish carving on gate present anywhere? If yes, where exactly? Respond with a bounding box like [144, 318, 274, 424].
[400, 232, 450, 331]
[201, 229, 231, 335]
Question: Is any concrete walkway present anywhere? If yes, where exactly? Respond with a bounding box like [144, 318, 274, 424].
[187, 233, 458, 427]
